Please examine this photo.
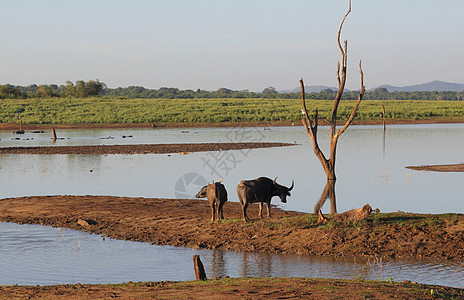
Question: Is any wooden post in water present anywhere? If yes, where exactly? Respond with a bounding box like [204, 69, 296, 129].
[52, 128, 57, 142]
[13, 115, 25, 134]
[382, 105, 386, 131]
[382, 105, 386, 160]
[193, 255, 207, 280]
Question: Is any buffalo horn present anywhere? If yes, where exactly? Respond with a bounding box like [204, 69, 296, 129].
[288, 180, 294, 191]
[273, 176, 278, 185]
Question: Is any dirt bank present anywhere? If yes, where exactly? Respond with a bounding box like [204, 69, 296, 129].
[0, 142, 295, 155]
[1, 277, 463, 299]
[1, 196, 463, 260]
[407, 164, 464, 172]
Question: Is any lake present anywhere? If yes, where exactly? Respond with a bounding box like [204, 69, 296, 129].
[1, 124, 463, 213]
[0, 124, 463, 286]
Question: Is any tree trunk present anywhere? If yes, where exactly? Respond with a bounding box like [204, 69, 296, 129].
[300, 0, 365, 214]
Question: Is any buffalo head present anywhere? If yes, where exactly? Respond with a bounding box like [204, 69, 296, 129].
[273, 177, 294, 203]
[195, 185, 208, 198]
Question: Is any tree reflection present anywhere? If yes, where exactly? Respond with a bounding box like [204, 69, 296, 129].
[314, 180, 337, 214]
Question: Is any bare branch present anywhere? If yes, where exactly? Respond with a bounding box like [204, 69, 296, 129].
[331, 1, 351, 137]
[343, 40, 348, 69]
[301, 78, 327, 167]
[300, 79, 315, 131]
[313, 109, 318, 136]
[336, 60, 365, 138]
[301, 117, 312, 138]
[300, 79, 315, 138]
[337, 0, 351, 60]
[300, 79, 309, 118]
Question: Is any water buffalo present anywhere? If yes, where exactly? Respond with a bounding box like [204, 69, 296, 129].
[236, 177, 294, 222]
[196, 180, 228, 222]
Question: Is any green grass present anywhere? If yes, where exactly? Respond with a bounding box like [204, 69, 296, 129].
[370, 212, 463, 229]
[249, 212, 464, 233]
[0, 97, 463, 125]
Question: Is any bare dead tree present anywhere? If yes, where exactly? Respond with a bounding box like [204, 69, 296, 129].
[300, 0, 365, 214]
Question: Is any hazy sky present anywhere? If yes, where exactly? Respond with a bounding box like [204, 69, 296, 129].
[0, 0, 463, 91]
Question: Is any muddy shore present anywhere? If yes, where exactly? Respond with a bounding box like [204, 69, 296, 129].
[0, 142, 295, 155]
[407, 164, 464, 172]
[1, 277, 463, 299]
[1, 195, 463, 260]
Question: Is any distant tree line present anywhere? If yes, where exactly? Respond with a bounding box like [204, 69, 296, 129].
[0, 81, 463, 100]
[0, 80, 104, 99]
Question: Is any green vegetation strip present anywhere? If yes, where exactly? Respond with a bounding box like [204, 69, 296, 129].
[1, 97, 463, 125]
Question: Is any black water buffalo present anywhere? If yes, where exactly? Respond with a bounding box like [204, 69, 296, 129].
[236, 177, 294, 222]
[196, 180, 228, 222]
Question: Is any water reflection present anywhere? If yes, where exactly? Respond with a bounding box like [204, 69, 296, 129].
[1, 222, 463, 287]
[314, 180, 337, 214]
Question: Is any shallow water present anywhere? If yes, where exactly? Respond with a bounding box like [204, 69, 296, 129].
[1, 124, 463, 213]
[1, 222, 463, 287]
[1, 124, 463, 286]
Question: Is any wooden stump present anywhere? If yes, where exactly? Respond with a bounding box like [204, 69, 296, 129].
[193, 255, 207, 280]
[52, 128, 57, 142]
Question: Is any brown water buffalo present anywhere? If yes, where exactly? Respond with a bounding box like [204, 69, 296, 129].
[236, 177, 294, 222]
[196, 180, 228, 222]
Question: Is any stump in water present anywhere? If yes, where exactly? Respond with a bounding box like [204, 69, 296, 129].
[52, 128, 57, 142]
[193, 255, 207, 280]
[13, 115, 25, 134]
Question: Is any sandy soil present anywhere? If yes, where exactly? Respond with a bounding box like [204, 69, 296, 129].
[407, 164, 464, 172]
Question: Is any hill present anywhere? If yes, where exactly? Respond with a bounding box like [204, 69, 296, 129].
[285, 81, 464, 94]
[375, 80, 464, 92]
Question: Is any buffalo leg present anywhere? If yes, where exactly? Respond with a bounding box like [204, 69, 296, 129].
[211, 202, 216, 221]
[218, 202, 224, 220]
[267, 201, 272, 218]
[258, 202, 264, 218]
[241, 202, 249, 222]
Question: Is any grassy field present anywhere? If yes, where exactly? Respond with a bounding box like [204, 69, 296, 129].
[0, 97, 463, 125]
